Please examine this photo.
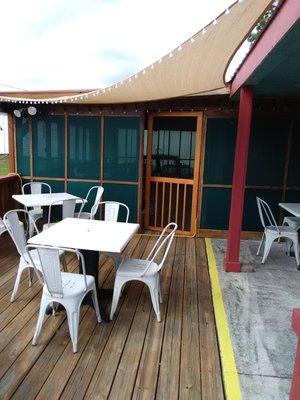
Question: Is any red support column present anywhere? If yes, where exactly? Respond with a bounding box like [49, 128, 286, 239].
[225, 85, 253, 272]
[290, 309, 300, 399]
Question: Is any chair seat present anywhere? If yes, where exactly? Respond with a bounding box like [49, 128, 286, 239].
[20, 248, 65, 269]
[43, 272, 95, 298]
[74, 212, 91, 219]
[42, 222, 56, 230]
[29, 208, 43, 221]
[20, 249, 43, 271]
[266, 225, 298, 235]
[283, 216, 300, 230]
[117, 258, 159, 277]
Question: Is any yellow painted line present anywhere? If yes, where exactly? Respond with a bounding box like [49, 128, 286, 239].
[205, 238, 242, 400]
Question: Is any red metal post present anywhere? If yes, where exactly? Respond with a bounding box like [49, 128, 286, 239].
[290, 309, 300, 400]
[225, 85, 253, 272]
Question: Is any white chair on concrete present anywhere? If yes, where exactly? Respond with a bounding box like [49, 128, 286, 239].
[75, 186, 104, 220]
[98, 201, 130, 268]
[110, 222, 177, 322]
[43, 198, 77, 230]
[22, 182, 51, 236]
[256, 197, 300, 266]
[4, 209, 68, 302]
[27, 244, 101, 353]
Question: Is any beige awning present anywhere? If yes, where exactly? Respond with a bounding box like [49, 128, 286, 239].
[0, 0, 274, 105]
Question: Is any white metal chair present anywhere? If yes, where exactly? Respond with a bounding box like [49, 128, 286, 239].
[22, 182, 51, 236]
[98, 201, 130, 223]
[256, 197, 300, 266]
[75, 186, 104, 220]
[98, 201, 130, 268]
[27, 244, 101, 353]
[4, 209, 67, 302]
[43, 198, 77, 230]
[110, 222, 177, 322]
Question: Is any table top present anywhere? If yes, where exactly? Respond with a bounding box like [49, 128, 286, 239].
[28, 218, 140, 253]
[279, 203, 300, 217]
[13, 192, 82, 207]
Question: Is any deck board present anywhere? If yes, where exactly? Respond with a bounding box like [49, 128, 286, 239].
[0, 234, 224, 399]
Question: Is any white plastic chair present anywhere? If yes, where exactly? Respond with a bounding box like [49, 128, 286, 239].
[27, 244, 101, 353]
[43, 198, 77, 230]
[110, 222, 177, 322]
[98, 201, 130, 268]
[75, 186, 104, 220]
[22, 182, 51, 236]
[4, 209, 68, 302]
[256, 197, 300, 266]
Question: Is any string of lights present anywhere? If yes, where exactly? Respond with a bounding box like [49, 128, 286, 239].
[0, 0, 245, 105]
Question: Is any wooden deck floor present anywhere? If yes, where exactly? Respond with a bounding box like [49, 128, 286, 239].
[0, 234, 224, 399]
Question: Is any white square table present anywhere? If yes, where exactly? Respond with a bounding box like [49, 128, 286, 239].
[28, 218, 140, 320]
[279, 203, 300, 217]
[13, 192, 83, 208]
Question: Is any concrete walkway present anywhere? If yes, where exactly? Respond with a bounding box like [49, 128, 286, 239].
[212, 239, 300, 400]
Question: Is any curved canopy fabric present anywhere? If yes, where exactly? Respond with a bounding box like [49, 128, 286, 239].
[0, 0, 274, 104]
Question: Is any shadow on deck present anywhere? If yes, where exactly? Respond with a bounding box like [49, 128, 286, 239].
[0, 233, 224, 399]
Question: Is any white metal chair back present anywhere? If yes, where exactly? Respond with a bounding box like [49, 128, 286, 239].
[22, 181, 52, 196]
[143, 222, 177, 275]
[256, 197, 279, 232]
[78, 186, 104, 219]
[4, 209, 38, 261]
[47, 198, 77, 225]
[22, 182, 51, 212]
[98, 201, 130, 223]
[26, 245, 87, 298]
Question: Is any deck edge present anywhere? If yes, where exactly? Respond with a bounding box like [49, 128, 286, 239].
[205, 238, 242, 400]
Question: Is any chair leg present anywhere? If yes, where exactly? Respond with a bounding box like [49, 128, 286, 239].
[293, 238, 300, 267]
[61, 254, 68, 272]
[28, 267, 34, 287]
[11, 266, 24, 302]
[29, 220, 34, 238]
[91, 285, 101, 323]
[66, 307, 79, 353]
[149, 285, 161, 322]
[157, 276, 163, 304]
[110, 278, 124, 320]
[261, 234, 274, 264]
[32, 296, 49, 346]
[257, 233, 265, 256]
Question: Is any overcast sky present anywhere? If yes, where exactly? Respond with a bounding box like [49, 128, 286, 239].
[0, 0, 242, 92]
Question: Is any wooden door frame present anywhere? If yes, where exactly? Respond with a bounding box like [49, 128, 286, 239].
[145, 111, 203, 235]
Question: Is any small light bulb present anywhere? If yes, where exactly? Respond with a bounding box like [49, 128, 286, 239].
[190, 37, 195, 43]
[213, 19, 217, 25]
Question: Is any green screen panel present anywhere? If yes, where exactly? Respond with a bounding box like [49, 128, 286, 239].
[204, 118, 237, 184]
[103, 183, 138, 223]
[104, 117, 140, 181]
[246, 118, 288, 186]
[242, 188, 283, 231]
[200, 188, 231, 230]
[68, 116, 100, 179]
[67, 181, 101, 213]
[287, 120, 300, 187]
[15, 118, 30, 176]
[284, 189, 300, 202]
[32, 116, 65, 177]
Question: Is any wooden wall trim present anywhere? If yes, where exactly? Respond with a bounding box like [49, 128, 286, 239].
[7, 113, 16, 173]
